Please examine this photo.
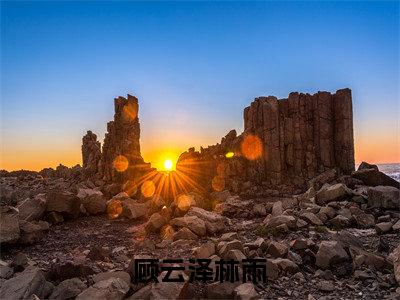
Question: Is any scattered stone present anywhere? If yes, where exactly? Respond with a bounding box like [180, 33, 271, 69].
[267, 241, 288, 258]
[87, 246, 111, 262]
[46, 191, 81, 219]
[301, 212, 323, 226]
[367, 186, 400, 209]
[0, 266, 52, 299]
[375, 222, 392, 235]
[0, 266, 13, 279]
[49, 278, 87, 300]
[81, 191, 108, 215]
[393, 219, 400, 231]
[233, 283, 259, 300]
[272, 201, 283, 216]
[170, 215, 206, 236]
[330, 215, 351, 229]
[219, 232, 239, 241]
[207, 281, 240, 299]
[252, 204, 266, 216]
[17, 194, 46, 221]
[290, 239, 308, 251]
[187, 207, 227, 234]
[349, 206, 375, 228]
[93, 271, 131, 285]
[263, 215, 296, 230]
[226, 249, 246, 261]
[352, 169, 399, 188]
[19, 220, 49, 244]
[358, 161, 378, 171]
[315, 241, 349, 269]
[315, 183, 351, 205]
[47, 211, 64, 224]
[0, 207, 20, 244]
[172, 227, 197, 241]
[317, 280, 335, 292]
[145, 212, 166, 233]
[76, 278, 129, 300]
[193, 242, 215, 259]
[389, 245, 400, 284]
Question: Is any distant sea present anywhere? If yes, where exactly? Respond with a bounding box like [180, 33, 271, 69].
[377, 163, 400, 182]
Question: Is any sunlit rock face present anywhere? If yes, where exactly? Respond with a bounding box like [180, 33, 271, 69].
[177, 88, 355, 193]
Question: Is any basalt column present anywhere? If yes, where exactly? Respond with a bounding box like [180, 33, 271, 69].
[100, 94, 146, 183]
[243, 88, 355, 186]
[81, 130, 102, 178]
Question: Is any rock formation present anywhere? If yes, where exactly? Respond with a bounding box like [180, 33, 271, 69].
[81, 131, 101, 178]
[81, 94, 152, 185]
[177, 88, 355, 193]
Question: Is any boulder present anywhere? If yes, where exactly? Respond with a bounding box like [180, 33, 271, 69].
[145, 213, 166, 233]
[263, 215, 296, 230]
[46, 191, 81, 219]
[219, 240, 244, 258]
[128, 271, 189, 299]
[389, 245, 400, 284]
[375, 222, 392, 235]
[82, 192, 108, 215]
[352, 169, 399, 188]
[49, 278, 87, 300]
[193, 242, 215, 259]
[221, 196, 252, 217]
[47, 211, 64, 224]
[266, 259, 280, 280]
[393, 219, 400, 231]
[0, 266, 52, 299]
[107, 197, 148, 220]
[301, 212, 323, 226]
[0, 266, 13, 279]
[17, 194, 46, 221]
[233, 283, 259, 300]
[271, 201, 283, 216]
[357, 162, 378, 171]
[367, 186, 400, 209]
[349, 206, 375, 228]
[170, 215, 206, 236]
[19, 220, 49, 244]
[308, 169, 338, 191]
[93, 271, 131, 285]
[76, 278, 129, 300]
[172, 227, 197, 241]
[315, 183, 351, 205]
[267, 241, 288, 258]
[187, 207, 227, 234]
[330, 215, 350, 229]
[252, 204, 267, 216]
[207, 282, 240, 299]
[272, 258, 299, 274]
[0, 207, 20, 244]
[316, 241, 349, 269]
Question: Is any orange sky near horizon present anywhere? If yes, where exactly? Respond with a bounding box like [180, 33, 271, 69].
[1, 134, 399, 172]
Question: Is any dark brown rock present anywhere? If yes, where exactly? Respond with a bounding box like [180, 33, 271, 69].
[352, 169, 399, 188]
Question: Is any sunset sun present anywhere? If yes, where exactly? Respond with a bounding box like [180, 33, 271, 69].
[163, 159, 173, 171]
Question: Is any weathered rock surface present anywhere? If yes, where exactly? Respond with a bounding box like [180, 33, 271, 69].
[82, 130, 102, 178]
[315, 241, 349, 269]
[170, 215, 207, 236]
[17, 194, 46, 221]
[0, 266, 52, 299]
[49, 278, 87, 300]
[367, 186, 400, 209]
[76, 278, 129, 300]
[352, 169, 399, 188]
[46, 191, 81, 219]
[0, 207, 20, 244]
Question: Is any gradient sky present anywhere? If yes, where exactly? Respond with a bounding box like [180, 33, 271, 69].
[1, 1, 399, 171]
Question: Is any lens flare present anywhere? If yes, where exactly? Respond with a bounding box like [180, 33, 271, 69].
[141, 180, 155, 198]
[107, 200, 123, 219]
[225, 152, 234, 158]
[241, 134, 263, 160]
[113, 155, 129, 172]
[176, 194, 194, 211]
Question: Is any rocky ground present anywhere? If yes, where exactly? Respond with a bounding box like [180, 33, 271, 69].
[0, 162, 399, 299]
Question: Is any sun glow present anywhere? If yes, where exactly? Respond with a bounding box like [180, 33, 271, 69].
[164, 159, 173, 171]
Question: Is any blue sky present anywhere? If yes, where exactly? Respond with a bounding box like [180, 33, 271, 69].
[1, 1, 399, 170]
